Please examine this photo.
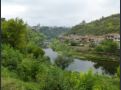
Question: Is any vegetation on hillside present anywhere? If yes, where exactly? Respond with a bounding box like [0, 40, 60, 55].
[64, 13, 120, 36]
[1, 17, 120, 90]
[39, 26, 70, 40]
[94, 40, 119, 54]
[27, 28, 46, 44]
[51, 39, 120, 61]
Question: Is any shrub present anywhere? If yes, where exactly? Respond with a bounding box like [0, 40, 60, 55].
[17, 59, 41, 81]
[94, 45, 103, 53]
[79, 68, 95, 90]
[33, 47, 45, 58]
[40, 65, 66, 90]
[1, 44, 23, 70]
[27, 44, 36, 54]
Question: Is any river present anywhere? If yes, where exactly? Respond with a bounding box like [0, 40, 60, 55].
[42, 46, 120, 77]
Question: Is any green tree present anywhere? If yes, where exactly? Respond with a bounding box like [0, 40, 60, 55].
[64, 39, 70, 44]
[101, 40, 111, 45]
[54, 52, 74, 70]
[1, 17, 28, 52]
[108, 41, 119, 53]
[33, 47, 45, 58]
[70, 40, 77, 46]
[94, 45, 103, 53]
[55, 35, 59, 39]
[81, 39, 86, 44]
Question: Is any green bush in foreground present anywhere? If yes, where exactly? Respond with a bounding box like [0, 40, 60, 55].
[17, 58, 41, 82]
[1, 44, 23, 70]
[1, 66, 41, 90]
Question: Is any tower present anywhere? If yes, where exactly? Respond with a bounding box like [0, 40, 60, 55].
[39, 23, 40, 27]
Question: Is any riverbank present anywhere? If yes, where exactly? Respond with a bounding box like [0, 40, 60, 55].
[42, 46, 120, 90]
[54, 50, 120, 63]
[50, 40, 120, 62]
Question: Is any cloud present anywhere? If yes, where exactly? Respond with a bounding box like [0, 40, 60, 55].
[1, 0, 120, 27]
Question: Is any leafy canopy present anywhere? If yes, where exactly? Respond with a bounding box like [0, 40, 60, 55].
[1, 17, 28, 52]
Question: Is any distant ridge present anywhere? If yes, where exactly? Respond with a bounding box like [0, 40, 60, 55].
[39, 26, 71, 40]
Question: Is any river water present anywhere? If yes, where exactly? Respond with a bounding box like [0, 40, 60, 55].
[42, 46, 120, 77]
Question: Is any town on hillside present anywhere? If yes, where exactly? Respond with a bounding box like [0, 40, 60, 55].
[27, 23, 72, 30]
[58, 33, 120, 47]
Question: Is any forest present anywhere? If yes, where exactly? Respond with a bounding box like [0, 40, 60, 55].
[39, 26, 70, 40]
[64, 13, 120, 36]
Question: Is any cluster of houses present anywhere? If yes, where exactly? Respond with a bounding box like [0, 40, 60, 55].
[27, 23, 41, 29]
[58, 33, 120, 47]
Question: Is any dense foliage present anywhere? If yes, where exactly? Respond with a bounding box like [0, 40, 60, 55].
[94, 40, 119, 54]
[27, 28, 46, 44]
[1, 18, 45, 54]
[1, 44, 23, 70]
[1, 17, 120, 90]
[54, 52, 74, 70]
[70, 40, 80, 46]
[39, 26, 70, 40]
[1, 17, 28, 52]
[64, 13, 120, 36]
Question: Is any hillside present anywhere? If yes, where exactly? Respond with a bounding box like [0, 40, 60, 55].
[27, 28, 46, 44]
[64, 13, 120, 36]
[39, 27, 71, 40]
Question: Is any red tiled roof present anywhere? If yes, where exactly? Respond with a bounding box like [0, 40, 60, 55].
[94, 36, 105, 38]
[80, 36, 88, 39]
[70, 36, 81, 39]
[60, 39, 64, 42]
[88, 37, 95, 39]
[64, 36, 69, 38]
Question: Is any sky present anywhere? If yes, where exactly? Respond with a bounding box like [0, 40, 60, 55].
[1, 0, 120, 27]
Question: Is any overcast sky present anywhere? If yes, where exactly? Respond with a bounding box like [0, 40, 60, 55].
[1, 0, 120, 27]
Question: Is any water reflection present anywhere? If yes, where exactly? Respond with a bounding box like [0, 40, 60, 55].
[82, 59, 120, 76]
[42, 47, 120, 77]
[93, 60, 119, 76]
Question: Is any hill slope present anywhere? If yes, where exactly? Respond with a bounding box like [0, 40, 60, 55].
[64, 13, 120, 36]
[39, 27, 70, 39]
